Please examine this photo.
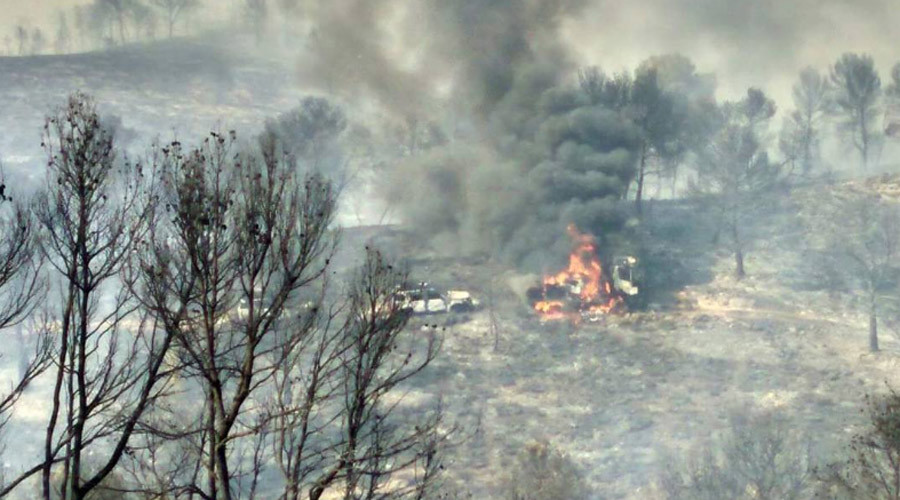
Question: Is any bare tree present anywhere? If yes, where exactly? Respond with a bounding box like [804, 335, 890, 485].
[305, 248, 442, 500]
[129, 129, 337, 500]
[123, 126, 447, 499]
[30, 92, 171, 500]
[829, 53, 882, 170]
[0, 169, 51, 491]
[149, 0, 200, 38]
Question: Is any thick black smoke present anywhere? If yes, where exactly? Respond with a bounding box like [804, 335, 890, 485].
[376, 72, 639, 268]
[297, 0, 638, 269]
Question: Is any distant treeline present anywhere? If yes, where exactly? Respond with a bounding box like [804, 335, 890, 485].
[3, 0, 294, 56]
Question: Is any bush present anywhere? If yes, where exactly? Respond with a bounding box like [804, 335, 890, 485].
[504, 439, 589, 500]
[660, 410, 812, 500]
[818, 389, 900, 499]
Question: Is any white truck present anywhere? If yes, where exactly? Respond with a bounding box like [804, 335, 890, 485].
[395, 284, 480, 315]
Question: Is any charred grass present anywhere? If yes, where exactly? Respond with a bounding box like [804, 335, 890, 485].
[380, 181, 900, 498]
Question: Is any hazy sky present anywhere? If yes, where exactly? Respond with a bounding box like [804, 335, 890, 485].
[2, 0, 87, 29]
[565, 0, 900, 104]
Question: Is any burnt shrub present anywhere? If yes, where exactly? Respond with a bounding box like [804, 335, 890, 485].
[660, 410, 812, 500]
[504, 439, 589, 500]
[817, 388, 900, 499]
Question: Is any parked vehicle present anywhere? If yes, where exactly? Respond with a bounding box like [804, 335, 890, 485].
[394, 283, 480, 315]
[445, 290, 480, 313]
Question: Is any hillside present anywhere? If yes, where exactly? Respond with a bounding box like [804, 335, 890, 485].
[355, 176, 900, 498]
[0, 37, 304, 188]
[4, 39, 900, 500]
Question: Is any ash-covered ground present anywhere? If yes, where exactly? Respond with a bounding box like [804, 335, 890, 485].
[0, 35, 304, 189]
[350, 176, 900, 499]
[3, 18, 900, 500]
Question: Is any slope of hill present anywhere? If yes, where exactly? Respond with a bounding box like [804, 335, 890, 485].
[0, 36, 305, 188]
[5, 39, 900, 499]
[362, 177, 900, 498]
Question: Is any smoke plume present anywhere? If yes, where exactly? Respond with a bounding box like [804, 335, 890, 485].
[297, 0, 640, 269]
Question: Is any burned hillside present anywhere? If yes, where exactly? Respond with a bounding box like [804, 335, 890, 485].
[4, 1, 900, 500]
[342, 174, 900, 498]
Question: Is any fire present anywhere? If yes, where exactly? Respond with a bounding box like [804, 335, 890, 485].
[532, 224, 623, 321]
[534, 300, 568, 321]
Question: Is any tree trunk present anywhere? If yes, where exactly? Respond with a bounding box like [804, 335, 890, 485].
[43, 289, 76, 500]
[802, 115, 814, 177]
[670, 162, 679, 198]
[117, 14, 126, 45]
[216, 441, 233, 500]
[861, 110, 869, 171]
[635, 146, 647, 214]
[734, 246, 745, 279]
[206, 396, 218, 500]
[731, 214, 745, 279]
[869, 290, 879, 352]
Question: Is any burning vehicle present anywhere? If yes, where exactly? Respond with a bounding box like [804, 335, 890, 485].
[527, 225, 640, 322]
[395, 283, 481, 315]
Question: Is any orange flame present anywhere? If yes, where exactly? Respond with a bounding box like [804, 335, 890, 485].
[533, 224, 623, 321]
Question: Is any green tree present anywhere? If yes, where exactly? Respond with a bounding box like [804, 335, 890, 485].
[829, 53, 882, 169]
[780, 67, 829, 176]
[694, 89, 780, 279]
[823, 196, 899, 352]
[885, 62, 900, 139]
[637, 54, 719, 197]
[629, 66, 687, 214]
